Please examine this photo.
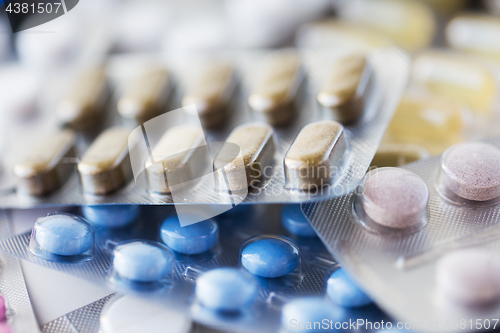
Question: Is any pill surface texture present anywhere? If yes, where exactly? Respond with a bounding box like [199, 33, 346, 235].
[442, 142, 500, 201]
[281, 205, 317, 237]
[284, 120, 347, 191]
[14, 130, 76, 196]
[82, 205, 139, 229]
[248, 53, 302, 126]
[362, 168, 429, 229]
[32, 213, 93, 256]
[327, 268, 372, 308]
[241, 237, 299, 278]
[281, 297, 341, 333]
[112, 242, 174, 282]
[160, 216, 218, 255]
[78, 127, 132, 195]
[436, 249, 500, 305]
[196, 268, 258, 311]
[214, 123, 275, 193]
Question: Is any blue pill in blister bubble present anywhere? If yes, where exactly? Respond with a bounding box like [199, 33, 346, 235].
[327, 268, 372, 308]
[82, 205, 138, 229]
[196, 268, 258, 311]
[281, 297, 340, 333]
[241, 237, 299, 278]
[281, 204, 317, 237]
[160, 215, 218, 255]
[112, 241, 174, 282]
[34, 213, 93, 256]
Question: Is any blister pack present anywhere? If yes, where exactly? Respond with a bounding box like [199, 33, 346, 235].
[302, 137, 500, 331]
[0, 204, 390, 333]
[0, 47, 409, 209]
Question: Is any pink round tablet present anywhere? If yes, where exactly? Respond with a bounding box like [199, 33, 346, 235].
[442, 142, 500, 202]
[362, 168, 429, 229]
[436, 248, 500, 305]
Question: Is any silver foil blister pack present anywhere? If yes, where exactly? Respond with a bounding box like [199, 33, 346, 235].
[302, 137, 500, 332]
[0, 47, 409, 209]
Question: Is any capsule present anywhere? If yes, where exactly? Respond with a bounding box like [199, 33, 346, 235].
[78, 127, 132, 195]
[146, 125, 206, 194]
[214, 123, 275, 193]
[248, 53, 303, 126]
[284, 120, 347, 191]
[118, 67, 172, 124]
[371, 143, 429, 168]
[14, 130, 76, 196]
[56, 67, 109, 131]
[446, 14, 500, 59]
[338, 0, 436, 51]
[412, 51, 497, 115]
[385, 94, 465, 155]
[181, 61, 234, 128]
[317, 55, 371, 124]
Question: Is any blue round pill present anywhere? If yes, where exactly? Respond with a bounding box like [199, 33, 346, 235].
[281, 205, 317, 237]
[327, 268, 372, 308]
[281, 297, 341, 333]
[160, 216, 218, 255]
[82, 205, 138, 229]
[241, 237, 300, 278]
[34, 213, 93, 256]
[196, 268, 258, 311]
[112, 241, 174, 282]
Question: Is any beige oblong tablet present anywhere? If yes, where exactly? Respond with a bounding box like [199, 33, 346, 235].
[248, 54, 303, 126]
[182, 62, 234, 128]
[284, 120, 347, 191]
[57, 67, 109, 131]
[14, 130, 76, 196]
[78, 127, 132, 195]
[214, 123, 275, 193]
[317, 55, 371, 124]
[146, 125, 207, 194]
[118, 67, 171, 124]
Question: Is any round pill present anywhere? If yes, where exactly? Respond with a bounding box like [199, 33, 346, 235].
[362, 168, 429, 229]
[442, 142, 500, 201]
[34, 214, 93, 256]
[82, 205, 138, 229]
[281, 297, 342, 333]
[281, 205, 317, 237]
[100, 296, 191, 333]
[160, 216, 218, 255]
[436, 248, 500, 305]
[112, 242, 174, 282]
[326, 268, 371, 308]
[241, 237, 300, 278]
[196, 268, 258, 311]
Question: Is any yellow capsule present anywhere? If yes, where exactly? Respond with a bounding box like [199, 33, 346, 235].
[337, 0, 436, 51]
[446, 14, 500, 59]
[371, 144, 430, 168]
[412, 51, 497, 115]
[296, 20, 393, 50]
[385, 94, 465, 155]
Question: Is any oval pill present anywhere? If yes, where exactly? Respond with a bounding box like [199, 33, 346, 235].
[112, 241, 174, 282]
[441, 142, 500, 201]
[281, 205, 317, 237]
[436, 248, 500, 305]
[281, 297, 341, 333]
[248, 53, 302, 126]
[160, 215, 218, 255]
[78, 127, 133, 195]
[14, 129, 76, 196]
[214, 123, 275, 193]
[241, 237, 299, 278]
[362, 168, 429, 229]
[196, 268, 258, 311]
[82, 205, 139, 229]
[327, 268, 372, 308]
[33, 213, 93, 256]
[284, 120, 347, 191]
